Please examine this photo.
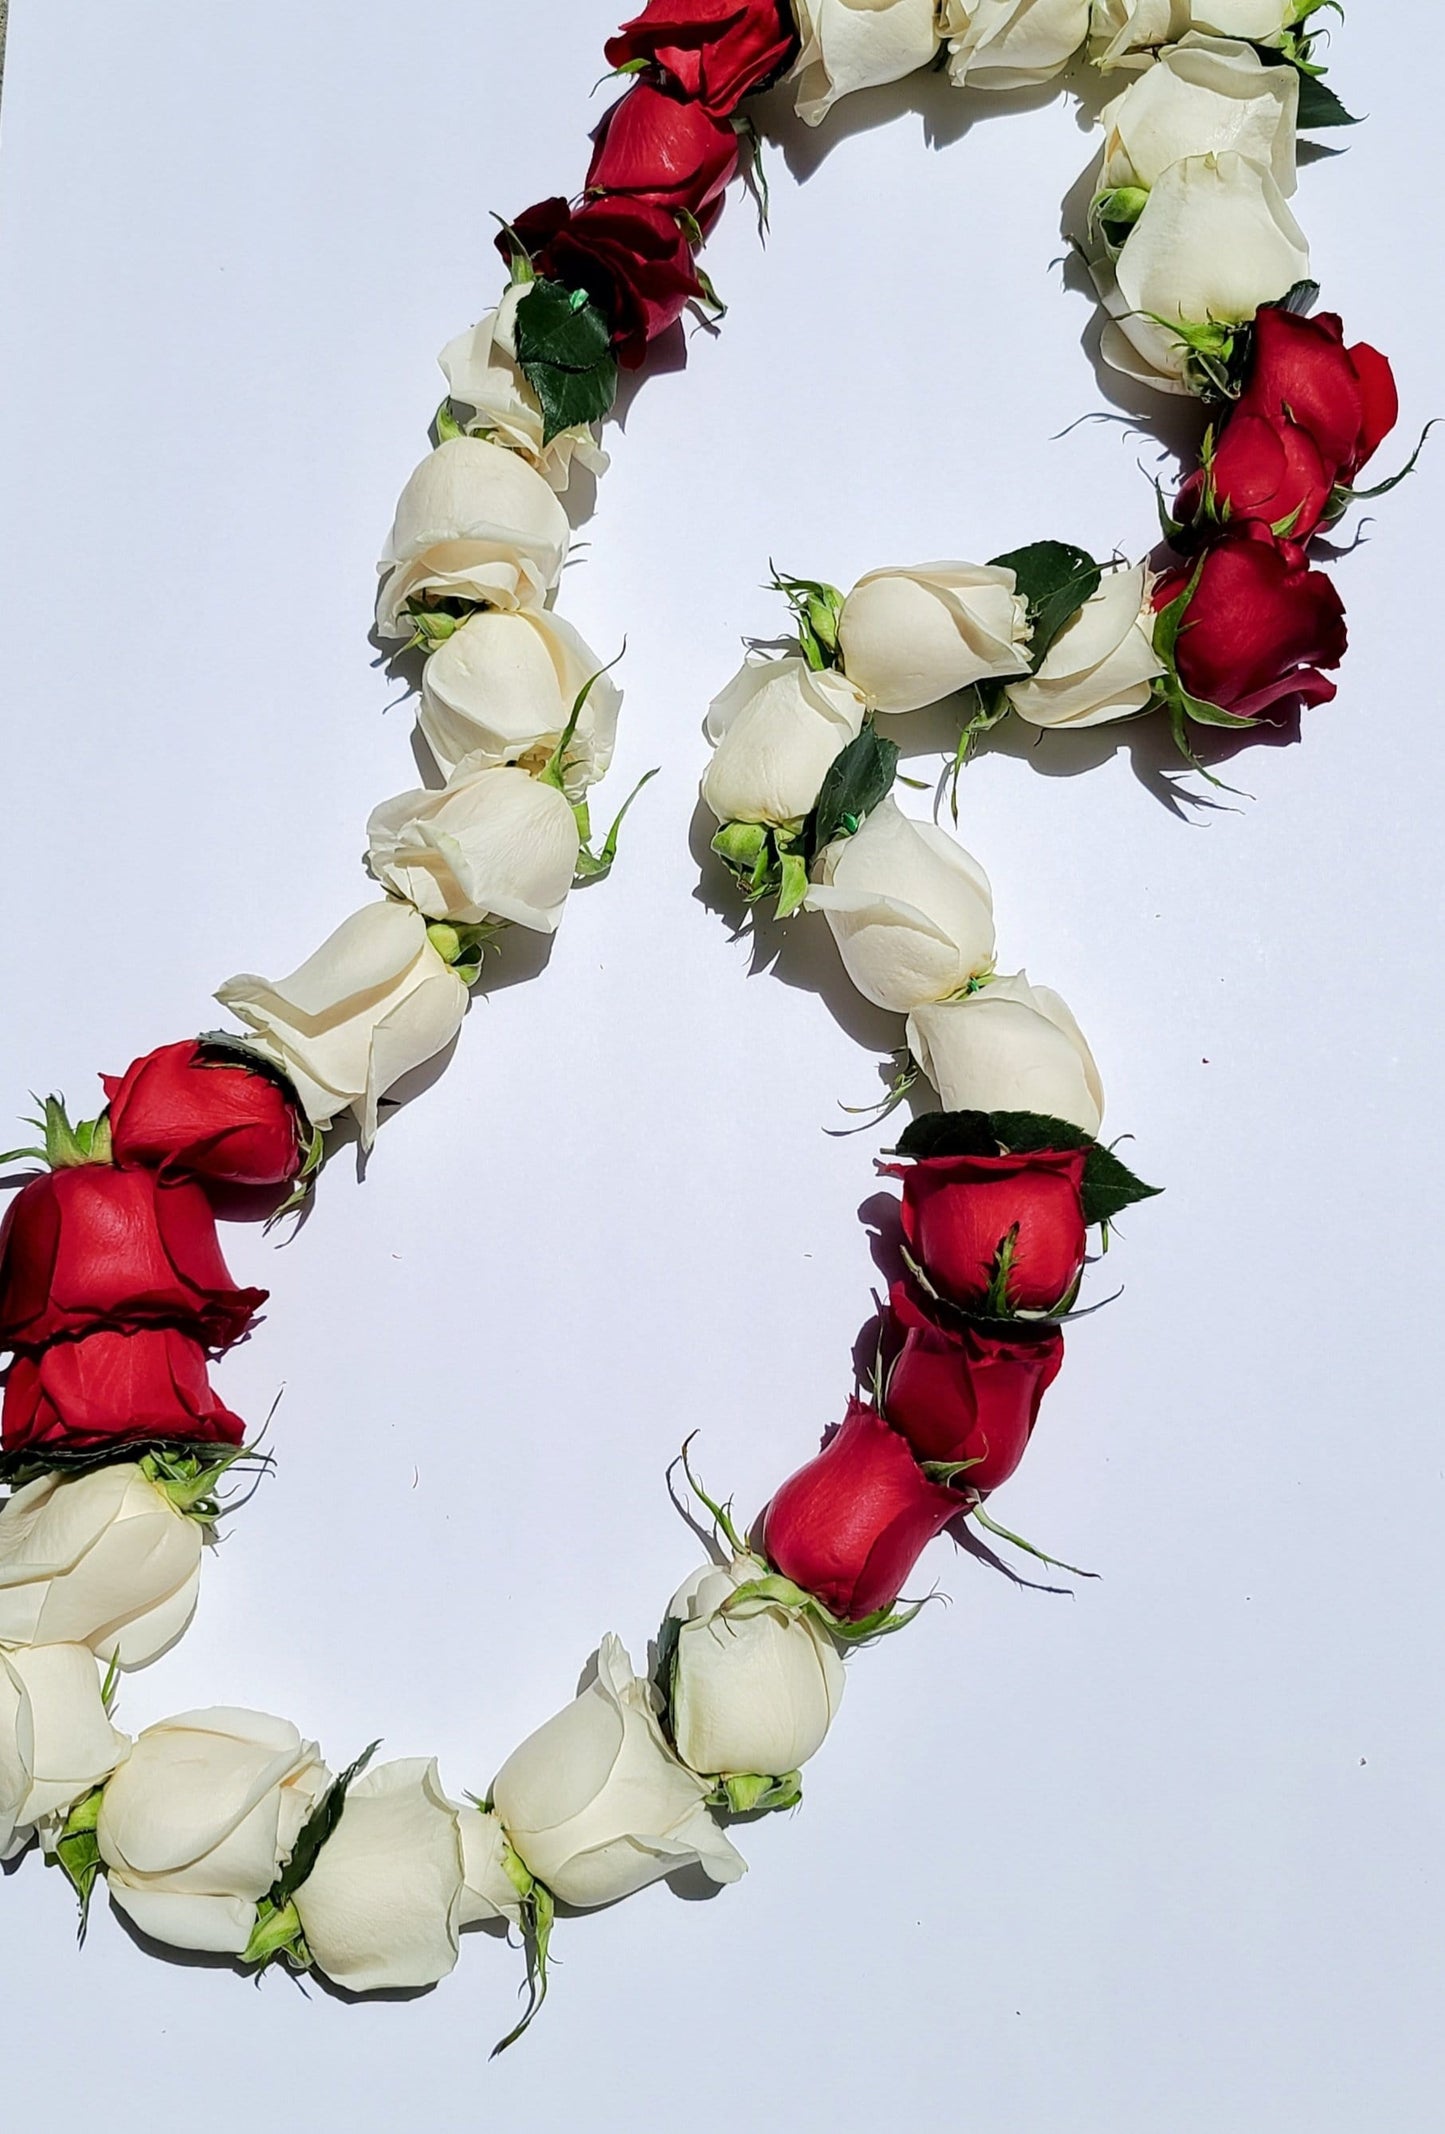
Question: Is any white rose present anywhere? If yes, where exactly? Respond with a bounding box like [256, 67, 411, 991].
[418, 608, 621, 797]
[790, 0, 940, 126]
[97, 1707, 330, 1956]
[0, 1466, 202, 1670]
[0, 1644, 129, 1859]
[439, 284, 610, 493]
[942, 0, 1089, 92]
[1098, 35, 1298, 198]
[367, 763, 579, 935]
[701, 656, 869, 828]
[293, 1758, 521, 1994]
[216, 899, 469, 1146]
[1090, 0, 1294, 71]
[1006, 564, 1164, 728]
[805, 796, 996, 1013]
[375, 436, 570, 638]
[838, 563, 1031, 715]
[908, 972, 1105, 1133]
[491, 1634, 745, 1910]
[1098, 151, 1309, 393]
[667, 1558, 845, 1782]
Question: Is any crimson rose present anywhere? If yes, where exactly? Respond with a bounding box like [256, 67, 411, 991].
[499, 196, 702, 368]
[3, 1326, 245, 1455]
[883, 1148, 1087, 1316]
[604, 1, 796, 119]
[103, 1040, 306, 1190]
[587, 81, 740, 220]
[1155, 521, 1348, 721]
[883, 1283, 1063, 1492]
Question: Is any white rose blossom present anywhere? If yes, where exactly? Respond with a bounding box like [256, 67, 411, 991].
[293, 1758, 521, 1995]
[0, 1644, 129, 1859]
[790, 0, 940, 126]
[1089, 0, 1296, 71]
[367, 762, 579, 936]
[439, 284, 610, 493]
[1006, 563, 1164, 729]
[491, 1634, 745, 1910]
[837, 563, 1031, 715]
[375, 436, 570, 638]
[418, 608, 621, 797]
[668, 1559, 845, 1783]
[941, 0, 1089, 93]
[908, 972, 1105, 1134]
[97, 1707, 330, 1956]
[216, 899, 470, 1146]
[1097, 35, 1299, 201]
[701, 656, 869, 829]
[0, 1466, 203, 1671]
[806, 796, 996, 1014]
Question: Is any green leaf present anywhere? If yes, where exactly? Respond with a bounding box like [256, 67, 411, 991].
[1294, 70, 1358, 126]
[512, 278, 619, 446]
[269, 1739, 382, 1912]
[807, 722, 900, 857]
[892, 1107, 1161, 1230]
[989, 540, 1102, 671]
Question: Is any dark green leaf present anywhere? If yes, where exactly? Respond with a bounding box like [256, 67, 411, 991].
[512, 279, 619, 445]
[271, 1739, 381, 1907]
[807, 723, 900, 857]
[892, 1107, 1160, 1230]
[1295, 72, 1359, 127]
[989, 540, 1102, 671]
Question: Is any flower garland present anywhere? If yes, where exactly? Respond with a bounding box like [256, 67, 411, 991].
[0, 0, 1412, 2045]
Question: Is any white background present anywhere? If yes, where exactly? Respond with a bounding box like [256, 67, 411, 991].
[1, 4, 1442, 2128]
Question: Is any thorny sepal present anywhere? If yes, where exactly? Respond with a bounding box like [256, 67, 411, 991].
[47, 1786, 106, 1931]
[0, 1094, 113, 1173]
[675, 1433, 749, 1558]
[140, 1441, 275, 1525]
[719, 1568, 940, 1649]
[492, 1876, 557, 2057]
[969, 1503, 1099, 1583]
[708, 1770, 803, 1817]
[769, 567, 845, 671]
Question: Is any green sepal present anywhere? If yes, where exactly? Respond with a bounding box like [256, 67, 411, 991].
[241, 1895, 310, 1971]
[492, 1879, 556, 2057]
[140, 1439, 274, 1524]
[6, 1094, 114, 1174]
[512, 278, 619, 446]
[1150, 557, 1256, 737]
[245, 1738, 381, 1969]
[769, 567, 845, 670]
[49, 1786, 106, 1928]
[775, 849, 810, 920]
[573, 767, 660, 885]
[710, 1770, 803, 1817]
[1090, 184, 1148, 254]
[433, 397, 465, 444]
[1329, 421, 1438, 515]
[808, 723, 900, 857]
[675, 1433, 749, 1557]
[721, 1569, 938, 1648]
[988, 541, 1102, 673]
[892, 1107, 1162, 1232]
[970, 1503, 1098, 1582]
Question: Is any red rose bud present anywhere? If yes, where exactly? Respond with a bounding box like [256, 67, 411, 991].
[1154, 521, 1347, 722]
[883, 1149, 1088, 1317]
[0, 1166, 266, 1352]
[587, 81, 740, 220]
[499, 196, 703, 368]
[882, 1283, 1063, 1493]
[103, 1040, 305, 1190]
[604, 0, 797, 118]
[761, 1400, 962, 1622]
[3, 1327, 245, 1455]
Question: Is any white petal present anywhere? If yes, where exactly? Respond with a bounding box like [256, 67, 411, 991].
[838, 564, 1031, 714]
[294, 1758, 466, 1993]
[908, 973, 1105, 1134]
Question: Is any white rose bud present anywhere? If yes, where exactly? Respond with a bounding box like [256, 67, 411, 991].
[0, 1466, 203, 1670]
[790, 0, 940, 126]
[375, 436, 570, 638]
[0, 1645, 129, 1859]
[838, 563, 1031, 715]
[668, 1559, 845, 1783]
[1006, 564, 1164, 729]
[97, 1707, 330, 1956]
[418, 608, 621, 797]
[439, 285, 610, 493]
[292, 1758, 522, 1995]
[1090, 0, 1295, 72]
[701, 656, 869, 829]
[908, 972, 1105, 1134]
[805, 796, 996, 1013]
[1098, 36, 1298, 199]
[367, 763, 579, 936]
[216, 900, 470, 1146]
[491, 1634, 745, 1910]
[942, 0, 1089, 93]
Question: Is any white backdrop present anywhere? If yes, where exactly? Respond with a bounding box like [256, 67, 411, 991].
[1, 5, 1443, 2128]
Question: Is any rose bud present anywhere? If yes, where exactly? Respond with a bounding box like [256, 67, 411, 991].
[0, 1464, 204, 1668]
[1154, 520, 1347, 721]
[882, 1282, 1063, 1490]
[499, 196, 703, 368]
[761, 1401, 962, 1622]
[883, 1146, 1088, 1316]
[102, 1040, 306, 1191]
[586, 81, 740, 221]
[603, 1, 798, 120]
[2, 1327, 246, 1456]
[0, 1166, 266, 1352]
[0, 1643, 130, 1860]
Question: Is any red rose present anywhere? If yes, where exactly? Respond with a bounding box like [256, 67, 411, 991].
[1154, 521, 1348, 721]
[103, 1040, 306, 1190]
[0, 1166, 266, 1352]
[603, 1, 797, 119]
[882, 1148, 1088, 1316]
[586, 81, 740, 220]
[761, 1400, 962, 1622]
[882, 1283, 1063, 1492]
[499, 196, 702, 368]
[3, 1327, 245, 1455]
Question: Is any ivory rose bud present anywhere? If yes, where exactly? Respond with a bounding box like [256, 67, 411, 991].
[438, 287, 609, 492]
[1006, 564, 1164, 729]
[0, 1644, 129, 1859]
[1090, 0, 1296, 71]
[1097, 37, 1299, 201]
[418, 608, 621, 797]
[805, 797, 996, 1014]
[837, 563, 1031, 715]
[375, 437, 570, 638]
[0, 1465, 203, 1668]
[941, 0, 1089, 93]
[98, 1708, 329, 1955]
[367, 763, 579, 935]
[294, 1759, 521, 1995]
[908, 974, 1105, 1136]
[789, 0, 940, 127]
[667, 1557, 845, 1782]
[701, 656, 869, 828]
[216, 901, 470, 1147]
[491, 1634, 745, 1909]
